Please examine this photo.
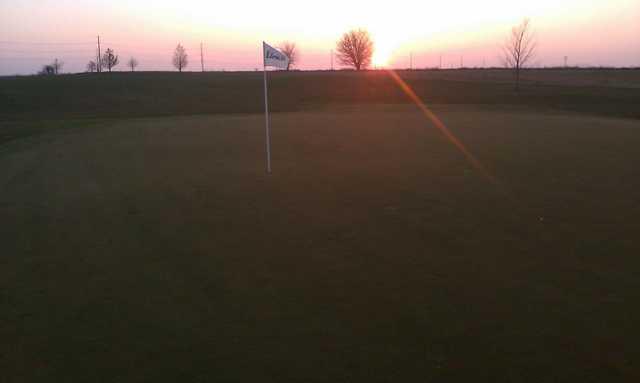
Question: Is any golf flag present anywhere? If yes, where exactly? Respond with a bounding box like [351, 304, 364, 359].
[262, 41, 289, 174]
[263, 42, 289, 69]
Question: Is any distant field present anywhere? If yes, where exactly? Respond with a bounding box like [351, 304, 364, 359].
[1, 69, 639, 126]
[2, 71, 640, 381]
[407, 68, 640, 88]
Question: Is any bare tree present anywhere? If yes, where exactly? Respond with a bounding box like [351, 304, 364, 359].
[39, 65, 55, 75]
[52, 58, 63, 75]
[87, 60, 97, 73]
[173, 44, 188, 72]
[502, 19, 536, 91]
[127, 57, 139, 72]
[101, 48, 119, 72]
[39, 59, 62, 75]
[336, 29, 374, 71]
[278, 41, 298, 71]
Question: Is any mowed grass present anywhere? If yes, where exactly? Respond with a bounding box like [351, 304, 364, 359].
[2, 70, 640, 125]
[2, 103, 640, 382]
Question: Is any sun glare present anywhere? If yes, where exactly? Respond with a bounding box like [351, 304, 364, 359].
[371, 33, 399, 68]
[372, 45, 392, 67]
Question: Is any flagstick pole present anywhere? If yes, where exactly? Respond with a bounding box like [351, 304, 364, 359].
[263, 43, 272, 174]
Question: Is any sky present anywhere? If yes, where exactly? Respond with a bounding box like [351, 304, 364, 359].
[1, 0, 639, 75]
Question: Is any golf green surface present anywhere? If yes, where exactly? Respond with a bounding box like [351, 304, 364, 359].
[2, 101, 640, 381]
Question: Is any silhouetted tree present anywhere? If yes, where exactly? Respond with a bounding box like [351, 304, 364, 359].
[336, 29, 373, 71]
[39, 59, 62, 75]
[127, 57, 139, 72]
[39, 65, 55, 75]
[52, 58, 63, 74]
[87, 60, 97, 73]
[502, 19, 536, 91]
[173, 44, 188, 72]
[278, 41, 298, 70]
[101, 48, 119, 72]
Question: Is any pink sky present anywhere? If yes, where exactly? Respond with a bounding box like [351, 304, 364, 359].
[1, 0, 639, 75]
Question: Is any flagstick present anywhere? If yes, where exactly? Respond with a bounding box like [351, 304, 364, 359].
[263, 43, 272, 174]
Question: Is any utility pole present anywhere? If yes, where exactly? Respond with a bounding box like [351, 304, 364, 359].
[330, 50, 334, 70]
[460, 55, 463, 69]
[97, 35, 102, 73]
[564, 56, 568, 68]
[439, 54, 442, 69]
[409, 52, 413, 70]
[200, 42, 205, 72]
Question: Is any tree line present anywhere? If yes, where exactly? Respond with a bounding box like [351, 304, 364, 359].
[332, 20, 535, 90]
[39, 20, 535, 90]
[79, 42, 298, 74]
[86, 47, 139, 73]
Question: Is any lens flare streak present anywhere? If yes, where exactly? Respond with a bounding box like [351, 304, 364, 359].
[387, 70, 497, 185]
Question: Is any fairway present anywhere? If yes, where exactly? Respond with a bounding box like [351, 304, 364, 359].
[2, 102, 640, 381]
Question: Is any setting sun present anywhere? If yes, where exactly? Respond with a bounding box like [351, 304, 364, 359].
[371, 39, 394, 67]
[369, 27, 405, 67]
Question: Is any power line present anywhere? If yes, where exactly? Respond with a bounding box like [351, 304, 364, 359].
[0, 40, 94, 45]
[0, 48, 93, 54]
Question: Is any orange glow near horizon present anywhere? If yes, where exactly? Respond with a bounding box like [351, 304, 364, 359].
[1, 0, 638, 74]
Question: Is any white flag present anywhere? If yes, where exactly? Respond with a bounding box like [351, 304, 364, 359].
[263, 42, 289, 69]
